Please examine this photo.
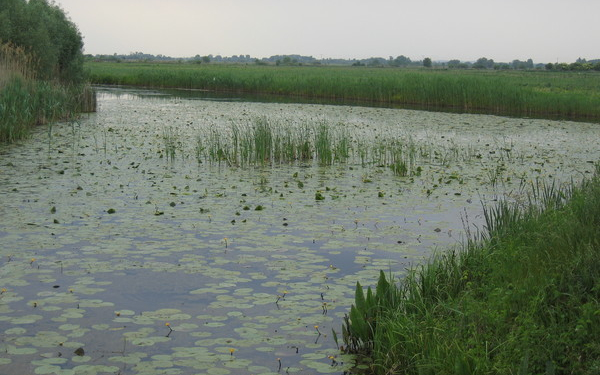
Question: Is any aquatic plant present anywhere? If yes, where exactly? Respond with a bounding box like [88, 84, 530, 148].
[162, 126, 179, 161]
[2, 87, 599, 375]
[314, 122, 333, 166]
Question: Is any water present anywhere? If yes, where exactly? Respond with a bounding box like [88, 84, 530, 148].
[1, 87, 598, 374]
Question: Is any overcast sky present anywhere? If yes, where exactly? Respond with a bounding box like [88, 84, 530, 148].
[54, 0, 599, 63]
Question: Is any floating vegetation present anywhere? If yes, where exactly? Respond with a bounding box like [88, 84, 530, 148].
[1, 87, 599, 375]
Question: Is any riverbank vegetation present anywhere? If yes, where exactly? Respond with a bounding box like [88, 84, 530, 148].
[0, 0, 94, 143]
[343, 167, 600, 374]
[87, 61, 600, 122]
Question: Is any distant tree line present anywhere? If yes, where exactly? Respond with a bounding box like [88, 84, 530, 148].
[0, 0, 85, 83]
[545, 58, 600, 72]
[88, 51, 600, 72]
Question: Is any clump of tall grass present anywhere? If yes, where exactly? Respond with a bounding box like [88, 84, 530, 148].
[162, 126, 179, 161]
[343, 166, 600, 374]
[0, 42, 96, 143]
[314, 122, 333, 166]
[197, 117, 352, 167]
[0, 42, 36, 85]
[193, 117, 447, 175]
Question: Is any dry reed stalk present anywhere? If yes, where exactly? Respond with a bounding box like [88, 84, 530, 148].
[0, 41, 37, 87]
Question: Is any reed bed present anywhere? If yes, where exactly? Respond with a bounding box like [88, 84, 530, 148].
[0, 42, 36, 86]
[87, 62, 600, 121]
[0, 77, 95, 143]
[342, 167, 600, 374]
[0, 42, 95, 143]
[191, 117, 432, 173]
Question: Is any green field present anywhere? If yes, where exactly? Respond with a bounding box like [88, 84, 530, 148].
[86, 61, 600, 122]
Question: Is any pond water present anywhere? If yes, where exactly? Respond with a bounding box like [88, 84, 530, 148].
[1, 87, 599, 375]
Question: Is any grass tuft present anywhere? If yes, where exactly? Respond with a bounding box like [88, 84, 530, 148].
[1, 42, 95, 144]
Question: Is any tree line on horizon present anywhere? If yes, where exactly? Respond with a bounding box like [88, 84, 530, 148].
[88, 52, 600, 71]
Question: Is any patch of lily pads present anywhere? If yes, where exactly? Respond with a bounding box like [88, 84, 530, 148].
[1, 87, 599, 374]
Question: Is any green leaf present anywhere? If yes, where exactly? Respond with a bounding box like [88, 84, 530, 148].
[355, 281, 366, 314]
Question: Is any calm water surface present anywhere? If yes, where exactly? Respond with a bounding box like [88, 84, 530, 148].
[1, 87, 599, 375]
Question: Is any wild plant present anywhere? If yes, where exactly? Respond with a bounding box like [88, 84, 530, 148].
[162, 126, 179, 161]
[333, 126, 351, 162]
[314, 122, 333, 166]
[252, 117, 273, 165]
[389, 145, 409, 177]
[195, 134, 206, 163]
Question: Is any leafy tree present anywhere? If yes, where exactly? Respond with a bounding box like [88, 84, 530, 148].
[368, 58, 383, 67]
[526, 58, 534, 69]
[447, 59, 470, 69]
[511, 59, 534, 70]
[389, 55, 411, 67]
[423, 57, 432, 68]
[473, 57, 494, 69]
[0, 0, 84, 83]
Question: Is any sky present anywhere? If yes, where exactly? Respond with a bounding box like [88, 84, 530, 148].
[54, 0, 600, 63]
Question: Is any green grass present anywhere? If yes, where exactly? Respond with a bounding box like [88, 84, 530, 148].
[0, 76, 95, 143]
[343, 166, 600, 374]
[87, 61, 600, 121]
[191, 117, 438, 172]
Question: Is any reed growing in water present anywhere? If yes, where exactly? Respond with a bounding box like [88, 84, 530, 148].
[87, 61, 600, 122]
[0, 42, 95, 143]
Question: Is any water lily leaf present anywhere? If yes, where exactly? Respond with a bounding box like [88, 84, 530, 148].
[1, 86, 598, 375]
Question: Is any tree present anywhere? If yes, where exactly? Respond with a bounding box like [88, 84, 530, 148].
[202, 55, 211, 63]
[390, 55, 411, 67]
[368, 58, 383, 67]
[447, 59, 462, 69]
[473, 57, 494, 69]
[423, 57, 432, 68]
[0, 0, 85, 83]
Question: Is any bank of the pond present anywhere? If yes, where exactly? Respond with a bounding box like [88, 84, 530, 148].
[344, 168, 600, 374]
[0, 76, 96, 143]
[86, 62, 600, 122]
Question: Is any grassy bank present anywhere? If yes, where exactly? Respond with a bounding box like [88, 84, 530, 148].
[343, 167, 600, 374]
[87, 61, 600, 121]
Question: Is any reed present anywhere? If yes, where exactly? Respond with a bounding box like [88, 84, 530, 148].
[314, 122, 333, 166]
[192, 116, 485, 175]
[87, 61, 600, 122]
[252, 117, 274, 165]
[162, 126, 179, 161]
[1, 42, 96, 143]
[0, 42, 36, 85]
[343, 166, 600, 374]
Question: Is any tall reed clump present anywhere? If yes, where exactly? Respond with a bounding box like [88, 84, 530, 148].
[0, 42, 96, 143]
[0, 42, 36, 84]
[194, 117, 441, 173]
[343, 166, 600, 374]
[314, 122, 333, 166]
[197, 118, 353, 167]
